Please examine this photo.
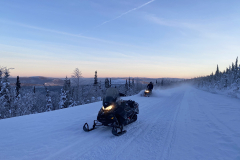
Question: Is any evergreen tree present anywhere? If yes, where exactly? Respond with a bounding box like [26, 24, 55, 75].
[233, 57, 239, 82]
[68, 87, 77, 107]
[105, 78, 110, 88]
[30, 91, 37, 114]
[45, 89, 53, 111]
[62, 76, 72, 108]
[215, 65, 219, 76]
[129, 77, 131, 88]
[59, 89, 67, 109]
[63, 76, 71, 91]
[110, 78, 111, 87]
[33, 86, 35, 93]
[125, 79, 128, 93]
[15, 76, 21, 98]
[0, 69, 12, 119]
[223, 73, 228, 88]
[231, 62, 235, 71]
[235, 57, 238, 69]
[94, 71, 98, 85]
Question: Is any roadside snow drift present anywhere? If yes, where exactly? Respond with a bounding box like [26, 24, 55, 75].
[0, 85, 240, 160]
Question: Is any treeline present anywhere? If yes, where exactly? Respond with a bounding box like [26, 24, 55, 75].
[194, 57, 240, 96]
[0, 68, 145, 120]
[155, 78, 185, 88]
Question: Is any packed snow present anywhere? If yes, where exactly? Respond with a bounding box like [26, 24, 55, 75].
[0, 85, 240, 160]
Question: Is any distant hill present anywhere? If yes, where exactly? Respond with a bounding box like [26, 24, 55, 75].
[8, 76, 184, 87]
[9, 76, 64, 86]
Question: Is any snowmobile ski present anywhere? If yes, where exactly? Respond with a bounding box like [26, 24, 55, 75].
[83, 120, 102, 132]
[112, 125, 127, 136]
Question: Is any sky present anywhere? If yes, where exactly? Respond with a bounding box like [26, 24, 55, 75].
[0, 0, 240, 78]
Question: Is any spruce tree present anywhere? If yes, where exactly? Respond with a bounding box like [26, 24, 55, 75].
[215, 65, 219, 76]
[46, 89, 53, 111]
[232, 63, 235, 72]
[59, 89, 67, 109]
[15, 76, 21, 98]
[63, 76, 70, 91]
[0, 69, 12, 119]
[235, 57, 238, 69]
[105, 78, 110, 88]
[129, 77, 131, 88]
[62, 76, 72, 108]
[125, 79, 128, 92]
[94, 71, 98, 85]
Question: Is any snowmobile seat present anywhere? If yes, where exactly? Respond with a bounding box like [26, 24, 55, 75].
[127, 100, 135, 108]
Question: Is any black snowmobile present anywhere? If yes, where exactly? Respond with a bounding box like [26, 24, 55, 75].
[83, 88, 139, 136]
[143, 82, 153, 97]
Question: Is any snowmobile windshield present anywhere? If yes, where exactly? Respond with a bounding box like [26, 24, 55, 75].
[103, 88, 119, 103]
[103, 96, 115, 103]
[105, 88, 119, 98]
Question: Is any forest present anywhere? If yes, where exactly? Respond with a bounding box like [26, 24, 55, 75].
[194, 57, 240, 98]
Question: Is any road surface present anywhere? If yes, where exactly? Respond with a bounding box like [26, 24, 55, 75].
[0, 85, 240, 160]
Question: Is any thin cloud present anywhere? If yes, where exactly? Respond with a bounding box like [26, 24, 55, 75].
[146, 14, 200, 29]
[0, 19, 108, 42]
[146, 15, 239, 40]
[0, 19, 142, 47]
[90, 0, 156, 30]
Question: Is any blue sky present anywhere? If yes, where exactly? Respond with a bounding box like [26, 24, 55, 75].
[0, 0, 240, 78]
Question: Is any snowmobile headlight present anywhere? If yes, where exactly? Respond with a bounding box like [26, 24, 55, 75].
[102, 105, 113, 111]
[145, 90, 149, 93]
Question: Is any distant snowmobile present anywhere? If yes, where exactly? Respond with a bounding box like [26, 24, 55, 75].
[143, 82, 153, 97]
[83, 88, 139, 136]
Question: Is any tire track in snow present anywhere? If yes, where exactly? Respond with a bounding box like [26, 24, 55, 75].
[43, 127, 108, 160]
[81, 96, 173, 160]
[115, 99, 178, 159]
[155, 92, 185, 160]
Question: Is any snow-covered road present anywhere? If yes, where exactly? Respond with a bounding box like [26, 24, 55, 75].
[1, 85, 240, 160]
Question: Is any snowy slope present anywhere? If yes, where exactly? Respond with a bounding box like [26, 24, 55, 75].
[0, 85, 240, 160]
